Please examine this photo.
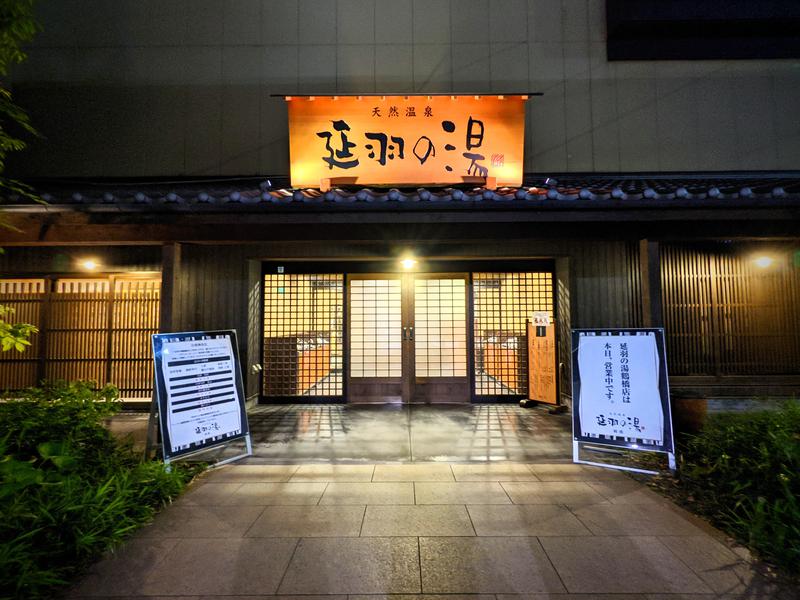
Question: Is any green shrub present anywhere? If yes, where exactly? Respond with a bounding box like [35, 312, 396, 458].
[0, 381, 201, 600]
[678, 400, 800, 573]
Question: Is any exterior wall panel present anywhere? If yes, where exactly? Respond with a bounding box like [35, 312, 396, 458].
[9, 0, 799, 177]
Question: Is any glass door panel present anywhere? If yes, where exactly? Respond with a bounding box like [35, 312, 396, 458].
[411, 274, 470, 403]
[349, 278, 402, 377]
[414, 278, 467, 377]
[347, 275, 404, 403]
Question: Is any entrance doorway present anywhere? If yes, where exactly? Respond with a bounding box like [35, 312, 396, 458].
[347, 273, 468, 403]
[260, 263, 554, 404]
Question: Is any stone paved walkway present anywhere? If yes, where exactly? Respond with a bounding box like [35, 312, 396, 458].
[69, 463, 795, 600]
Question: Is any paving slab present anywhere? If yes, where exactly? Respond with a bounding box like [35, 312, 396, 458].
[139, 538, 297, 596]
[290, 464, 376, 481]
[198, 596, 346, 600]
[570, 502, 706, 536]
[414, 481, 512, 504]
[180, 482, 243, 505]
[319, 481, 415, 504]
[203, 464, 299, 482]
[361, 505, 475, 536]
[657, 535, 786, 597]
[587, 479, 665, 504]
[199, 596, 346, 600]
[501, 481, 608, 505]
[245, 505, 365, 537]
[649, 594, 798, 600]
[529, 463, 628, 481]
[69, 538, 180, 597]
[277, 537, 421, 594]
[467, 504, 592, 536]
[351, 596, 495, 600]
[420, 536, 565, 593]
[539, 536, 713, 594]
[373, 463, 455, 481]
[451, 463, 540, 481]
[194, 481, 328, 506]
[71, 596, 200, 600]
[497, 595, 649, 600]
[644, 595, 728, 600]
[138, 505, 264, 538]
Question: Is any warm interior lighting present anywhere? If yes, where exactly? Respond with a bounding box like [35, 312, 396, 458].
[79, 258, 100, 271]
[401, 256, 417, 270]
[754, 255, 774, 268]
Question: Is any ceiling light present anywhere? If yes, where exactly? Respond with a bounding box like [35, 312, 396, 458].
[79, 259, 100, 271]
[753, 255, 774, 269]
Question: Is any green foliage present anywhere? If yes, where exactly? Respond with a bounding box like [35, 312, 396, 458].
[0, 0, 39, 204]
[0, 381, 201, 600]
[678, 400, 800, 573]
[0, 305, 38, 352]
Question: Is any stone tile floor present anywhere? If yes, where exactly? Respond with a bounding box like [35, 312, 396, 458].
[215, 403, 571, 463]
[68, 463, 797, 600]
[109, 403, 574, 463]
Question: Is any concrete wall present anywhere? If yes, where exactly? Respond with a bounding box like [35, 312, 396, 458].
[10, 0, 800, 177]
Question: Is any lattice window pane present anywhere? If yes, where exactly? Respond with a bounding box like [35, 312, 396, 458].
[473, 272, 553, 395]
[415, 278, 467, 377]
[46, 278, 111, 386]
[0, 279, 46, 390]
[110, 278, 160, 399]
[349, 279, 402, 378]
[263, 274, 344, 396]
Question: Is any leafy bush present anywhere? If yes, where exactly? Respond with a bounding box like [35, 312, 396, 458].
[678, 400, 800, 573]
[0, 381, 201, 600]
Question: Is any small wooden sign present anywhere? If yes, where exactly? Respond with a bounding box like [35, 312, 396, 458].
[527, 320, 557, 405]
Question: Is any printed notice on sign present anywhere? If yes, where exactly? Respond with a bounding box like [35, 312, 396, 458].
[571, 329, 674, 454]
[152, 330, 249, 460]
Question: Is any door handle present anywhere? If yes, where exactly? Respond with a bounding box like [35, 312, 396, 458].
[402, 326, 408, 341]
[408, 326, 414, 341]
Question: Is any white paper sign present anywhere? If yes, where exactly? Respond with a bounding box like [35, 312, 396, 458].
[531, 311, 551, 326]
[577, 333, 663, 443]
[159, 335, 243, 453]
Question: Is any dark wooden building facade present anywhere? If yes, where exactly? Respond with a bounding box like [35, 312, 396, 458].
[2, 174, 799, 406]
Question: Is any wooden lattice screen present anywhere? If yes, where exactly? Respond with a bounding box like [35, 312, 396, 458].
[661, 244, 800, 376]
[0, 276, 160, 399]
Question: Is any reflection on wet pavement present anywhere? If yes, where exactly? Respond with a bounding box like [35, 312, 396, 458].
[245, 404, 572, 463]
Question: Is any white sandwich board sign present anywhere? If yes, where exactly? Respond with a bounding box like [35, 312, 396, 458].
[151, 330, 252, 465]
[571, 328, 675, 474]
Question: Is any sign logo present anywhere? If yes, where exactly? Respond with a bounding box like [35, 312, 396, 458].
[287, 95, 527, 188]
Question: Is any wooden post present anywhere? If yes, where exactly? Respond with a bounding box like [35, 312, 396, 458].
[159, 243, 181, 333]
[639, 239, 663, 328]
[36, 277, 53, 384]
[104, 275, 116, 385]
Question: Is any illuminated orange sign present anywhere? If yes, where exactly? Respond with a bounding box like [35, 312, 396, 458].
[287, 95, 527, 189]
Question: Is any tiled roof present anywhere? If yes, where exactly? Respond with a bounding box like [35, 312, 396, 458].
[8, 173, 800, 210]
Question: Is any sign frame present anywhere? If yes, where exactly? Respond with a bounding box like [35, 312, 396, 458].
[285, 93, 529, 189]
[571, 328, 675, 474]
[150, 329, 252, 467]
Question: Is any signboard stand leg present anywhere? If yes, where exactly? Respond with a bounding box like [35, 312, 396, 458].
[144, 391, 161, 461]
[208, 433, 253, 469]
[667, 451, 676, 472]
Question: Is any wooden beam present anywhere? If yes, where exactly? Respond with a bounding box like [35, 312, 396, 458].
[639, 239, 663, 327]
[159, 243, 181, 333]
